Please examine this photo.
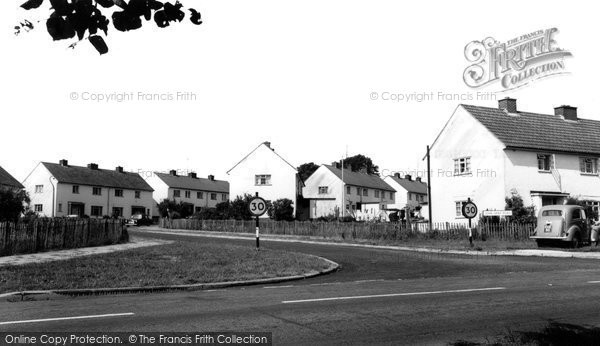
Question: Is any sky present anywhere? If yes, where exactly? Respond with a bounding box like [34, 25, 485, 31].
[1, 0, 598, 183]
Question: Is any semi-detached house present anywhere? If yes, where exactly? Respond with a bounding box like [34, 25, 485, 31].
[147, 171, 229, 215]
[23, 160, 154, 218]
[0, 165, 24, 190]
[429, 98, 600, 223]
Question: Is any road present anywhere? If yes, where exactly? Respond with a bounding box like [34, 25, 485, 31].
[2, 229, 600, 345]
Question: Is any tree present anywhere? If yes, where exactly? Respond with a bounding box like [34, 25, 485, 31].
[565, 196, 598, 220]
[505, 190, 536, 223]
[156, 198, 193, 219]
[297, 162, 319, 182]
[0, 189, 30, 222]
[268, 198, 294, 221]
[16, 0, 202, 55]
[341, 154, 379, 174]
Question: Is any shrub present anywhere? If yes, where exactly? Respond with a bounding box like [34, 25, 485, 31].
[268, 198, 295, 221]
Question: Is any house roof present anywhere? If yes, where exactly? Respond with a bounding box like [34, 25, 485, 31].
[42, 162, 153, 191]
[227, 142, 297, 174]
[324, 165, 395, 192]
[0, 166, 23, 189]
[155, 172, 229, 193]
[387, 175, 427, 194]
[462, 104, 600, 155]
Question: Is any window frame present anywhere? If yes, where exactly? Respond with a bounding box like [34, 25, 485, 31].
[453, 157, 472, 176]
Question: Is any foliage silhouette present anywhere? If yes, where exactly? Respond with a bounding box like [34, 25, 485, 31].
[17, 0, 202, 55]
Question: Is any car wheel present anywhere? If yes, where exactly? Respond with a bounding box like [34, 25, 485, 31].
[572, 233, 582, 248]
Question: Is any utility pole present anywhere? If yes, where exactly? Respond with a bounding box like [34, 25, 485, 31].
[426, 145, 432, 232]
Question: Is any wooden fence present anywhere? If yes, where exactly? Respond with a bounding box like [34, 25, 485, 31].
[159, 219, 536, 242]
[0, 219, 127, 257]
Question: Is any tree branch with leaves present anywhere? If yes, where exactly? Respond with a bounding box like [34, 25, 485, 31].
[17, 0, 202, 55]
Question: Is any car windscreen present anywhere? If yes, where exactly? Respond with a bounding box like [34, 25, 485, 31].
[542, 210, 563, 216]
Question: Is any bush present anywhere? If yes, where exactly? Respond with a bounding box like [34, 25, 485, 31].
[0, 189, 30, 222]
[268, 198, 295, 221]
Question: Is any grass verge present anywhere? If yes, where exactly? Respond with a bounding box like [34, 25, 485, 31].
[0, 241, 331, 294]
[450, 320, 600, 345]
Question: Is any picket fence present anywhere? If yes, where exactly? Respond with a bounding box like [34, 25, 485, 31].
[159, 218, 536, 242]
[0, 219, 127, 256]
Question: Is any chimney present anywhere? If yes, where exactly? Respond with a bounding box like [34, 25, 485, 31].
[188, 172, 197, 179]
[498, 97, 517, 113]
[416, 177, 422, 182]
[555, 105, 578, 121]
[331, 161, 341, 169]
[116, 166, 124, 173]
[394, 173, 401, 178]
[208, 174, 215, 181]
[87, 163, 98, 170]
[404, 174, 412, 181]
[169, 169, 177, 176]
[59, 159, 68, 167]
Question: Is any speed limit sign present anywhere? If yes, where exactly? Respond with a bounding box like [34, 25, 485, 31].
[462, 200, 478, 219]
[248, 197, 268, 216]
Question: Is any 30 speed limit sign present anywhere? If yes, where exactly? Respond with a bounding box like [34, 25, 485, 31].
[462, 200, 478, 219]
[249, 197, 267, 217]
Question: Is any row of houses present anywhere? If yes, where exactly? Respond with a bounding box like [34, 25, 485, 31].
[0, 142, 427, 221]
[4, 97, 593, 224]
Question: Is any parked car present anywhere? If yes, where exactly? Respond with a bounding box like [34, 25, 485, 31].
[126, 214, 153, 226]
[530, 205, 591, 247]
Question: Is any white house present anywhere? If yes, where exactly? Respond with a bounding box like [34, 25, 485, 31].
[0, 165, 23, 191]
[302, 163, 395, 220]
[23, 160, 154, 218]
[227, 141, 303, 217]
[428, 98, 600, 223]
[384, 173, 428, 216]
[147, 170, 229, 215]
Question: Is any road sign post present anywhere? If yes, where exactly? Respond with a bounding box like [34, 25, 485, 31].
[461, 198, 478, 247]
[248, 192, 268, 250]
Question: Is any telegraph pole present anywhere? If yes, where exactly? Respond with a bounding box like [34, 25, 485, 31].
[426, 145, 432, 232]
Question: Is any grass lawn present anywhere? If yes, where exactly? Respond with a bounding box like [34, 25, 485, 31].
[0, 241, 331, 294]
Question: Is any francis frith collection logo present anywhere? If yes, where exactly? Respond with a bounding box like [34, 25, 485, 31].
[463, 28, 572, 91]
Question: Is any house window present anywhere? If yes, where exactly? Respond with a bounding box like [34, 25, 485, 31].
[580, 157, 598, 174]
[356, 187, 360, 195]
[135, 191, 141, 199]
[538, 154, 554, 171]
[185, 190, 191, 198]
[318, 186, 328, 194]
[455, 201, 467, 217]
[35, 185, 43, 193]
[453, 157, 471, 175]
[408, 193, 412, 200]
[346, 186, 351, 195]
[91, 206, 103, 217]
[112, 207, 123, 217]
[173, 190, 181, 197]
[210, 193, 217, 200]
[374, 190, 380, 198]
[197, 191, 204, 199]
[58, 203, 62, 212]
[255, 175, 271, 186]
[92, 187, 102, 195]
[363, 189, 368, 196]
[72, 185, 79, 194]
[34, 204, 43, 212]
[115, 189, 123, 197]
[222, 194, 227, 201]
[390, 192, 394, 200]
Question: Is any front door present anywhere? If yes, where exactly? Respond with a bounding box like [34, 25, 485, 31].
[68, 202, 85, 217]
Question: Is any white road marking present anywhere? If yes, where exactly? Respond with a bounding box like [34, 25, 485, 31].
[0, 312, 134, 326]
[264, 285, 294, 289]
[282, 287, 506, 304]
[587, 281, 600, 284]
